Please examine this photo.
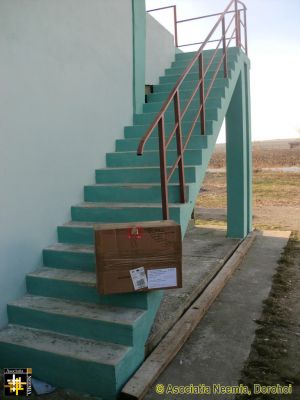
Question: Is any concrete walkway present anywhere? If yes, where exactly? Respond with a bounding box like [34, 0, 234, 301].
[147, 225, 240, 353]
[144, 230, 290, 400]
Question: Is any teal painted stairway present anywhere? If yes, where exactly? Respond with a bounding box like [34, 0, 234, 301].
[0, 47, 249, 399]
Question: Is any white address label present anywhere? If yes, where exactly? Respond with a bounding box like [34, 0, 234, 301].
[147, 268, 177, 289]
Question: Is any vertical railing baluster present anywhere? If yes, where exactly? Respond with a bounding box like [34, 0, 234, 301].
[234, 0, 239, 47]
[199, 53, 205, 135]
[158, 115, 169, 220]
[174, 91, 186, 203]
[222, 16, 228, 78]
[237, 10, 241, 48]
[244, 8, 248, 54]
[173, 6, 178, 48]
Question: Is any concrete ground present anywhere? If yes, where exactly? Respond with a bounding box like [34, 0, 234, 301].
[144, 230, 291, 400]
[147, 225, 240, 353]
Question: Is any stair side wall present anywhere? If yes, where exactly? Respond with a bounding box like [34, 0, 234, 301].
[146, 13, 176, 85]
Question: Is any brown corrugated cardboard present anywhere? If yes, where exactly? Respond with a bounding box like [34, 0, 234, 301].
[95, 220, 182, 295]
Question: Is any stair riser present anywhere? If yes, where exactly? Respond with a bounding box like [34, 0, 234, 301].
[133, 107, 218, 125]
[0, 342, 130, 399]
[124, 120, 214, 139]
[95, 166, 198, 184]
[71, 205, 181, 224]
[26, 275, 151, 309]
[57, 226, 94, 245]
[153, 78, 228, 94]
[106, 150, 202, 168]
[143, 96, 222, 113]
[147, 86, 226, 103]
[116, 135, 207, 152]
[84, 185, 189, 203]
[43, 249, 95, 271]
[7, 305, 138, 346]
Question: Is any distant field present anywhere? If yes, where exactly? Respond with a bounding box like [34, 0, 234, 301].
[198, 171, 300, 209]
[210, 138, 300, 168]
[196, 138, 300, 231]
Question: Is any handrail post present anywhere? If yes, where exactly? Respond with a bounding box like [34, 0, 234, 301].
[222, 16, 228, 78]
[199, 53, 205, 135]
[244, 8, 248, 54]
[237, 10, 241, 47]
[174, 91, 186, 203]
[234, 0, 239, 47]
[158, 116, 169, 220]
[173, 6, 178, 48]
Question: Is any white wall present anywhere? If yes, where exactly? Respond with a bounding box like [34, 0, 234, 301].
[0, 0, 133, 328]
[146, 14, 176, 84]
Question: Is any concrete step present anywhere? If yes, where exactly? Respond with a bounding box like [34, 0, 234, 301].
[147, 86, 226, 103]
[173, 47, 239, 64]
[153, 77, 228, 94]
[164, 59, 236, 78]
[160, 63, 234, 84]
[106, 149, 202, 168]
[43, 243, 95, 271]
[71, 202, 182, 224]
[133, 106, 219, 125]
[26, 267, 156, 309]
[170, 57, 237, 75]
[115, 135, 208, 152]
[143, 96, 223, 114]
[8, 294, 146, 346]
[124, 119, 215, 139]
[94, 166, 198, 185]
[84, 183, 190, 203]
[0, 324, 137, 399]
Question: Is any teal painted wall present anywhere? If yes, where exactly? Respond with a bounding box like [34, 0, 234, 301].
[0, 0, 134, 328]
[132, 0, 146, 114]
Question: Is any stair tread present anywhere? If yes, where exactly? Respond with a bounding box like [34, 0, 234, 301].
[0, 325, 130, 365]
[95, 165, 197, 171]
[110, 149, 199, 153]
[165, 64, 235, 76]
[75, 202, 182, 208]
[62, 221, 97, 228]
[129, 118, 216, 127]
[148, 87, 226, 98]
[28, 267, 96, 284]
[45, 243, 94, 253]
[155, 76, 226, 86]
[86, 183, 188, 188]
[9, 294, 145, 325]
[138, 103, 218, 114]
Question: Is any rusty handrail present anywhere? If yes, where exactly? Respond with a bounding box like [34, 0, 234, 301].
[140, 0, 248, 219]
[147, 5, 178, 47]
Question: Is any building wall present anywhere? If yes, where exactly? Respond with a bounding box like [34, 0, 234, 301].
[146, 14, 176, 85]
[0, 0, 133, 328]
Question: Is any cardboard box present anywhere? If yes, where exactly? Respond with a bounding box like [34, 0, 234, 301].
[95, 220, 182, 295]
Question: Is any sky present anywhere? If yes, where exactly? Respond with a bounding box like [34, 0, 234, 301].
[145, 0, 300, 142]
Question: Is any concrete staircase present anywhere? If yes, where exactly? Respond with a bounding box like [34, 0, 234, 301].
[0, 47, 249, 399]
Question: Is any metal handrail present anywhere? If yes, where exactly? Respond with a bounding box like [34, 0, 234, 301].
[147, 5, 178, 47]
[140, 0, 248, 219]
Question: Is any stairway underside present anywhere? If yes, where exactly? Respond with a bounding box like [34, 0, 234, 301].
[0, 47, 250, 399]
